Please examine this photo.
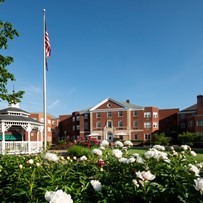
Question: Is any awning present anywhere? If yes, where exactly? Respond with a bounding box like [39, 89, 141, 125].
[87, 133, 100, 137]
[115, 132, 128, 136]
[0, 134, 22, 141]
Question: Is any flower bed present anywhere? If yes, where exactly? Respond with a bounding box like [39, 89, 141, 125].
[0, 141, 202, 202]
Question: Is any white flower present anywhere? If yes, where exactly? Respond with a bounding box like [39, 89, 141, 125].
[189, 164, 200, 176]
[181, 145, 189, 151]
[141, 171, 155, 181]
[127, 157, 135, 164]
[92, 149, 102, 156]
[196, 162, 203, 169]
[136, 171, 155, 181]
[36, 162, 40, 167]
[80, 155, 87, 161]
[136, 156, 145, 164]
[144, 148, 169, 162]
[132, 179, 139, 188]
[119, 157, 128, 163]
[19, 164, 23, 169]
[153, 145, 165, 151]
[73, 156, 77, 160]
[100, 140, 109, 148]
[27, 159, 34, 164]
[45, 153, 59, 162]
[99, 146, 105, 150]
[45, 191, 53, 201]
[112, 149, 123, 158]
[194, 178, 203, 195]
[45, 190, 73, 203]
[123, 140, 133, 147]
[114, 141, 124, 148]
[144, 149, 157, 159]
[132, 153, 140, 157]
[190, 151, 197, 157]
[136, 171, 144, 181]
[90, 180, 102, 192]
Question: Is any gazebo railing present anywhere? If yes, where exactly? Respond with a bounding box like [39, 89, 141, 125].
[0, 141, 43, 154]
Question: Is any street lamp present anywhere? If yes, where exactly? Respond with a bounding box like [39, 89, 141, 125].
[64, 131, 67, 143]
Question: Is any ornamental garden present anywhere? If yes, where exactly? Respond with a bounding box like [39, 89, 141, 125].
[0, 139, 203, 203]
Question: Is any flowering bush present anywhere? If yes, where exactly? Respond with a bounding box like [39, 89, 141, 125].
[77, 137, 100, 148]
[0, 143, 202, 202]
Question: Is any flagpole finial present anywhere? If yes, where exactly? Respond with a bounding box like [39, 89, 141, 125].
[43, 9, 46, 13]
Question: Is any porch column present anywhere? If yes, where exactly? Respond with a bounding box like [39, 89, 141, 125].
[39, 126, 44, 150]
[2, 122, 5, 155]
[27, 124, 31, 154]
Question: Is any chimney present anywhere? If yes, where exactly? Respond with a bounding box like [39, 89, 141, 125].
[197, 95, 203, 115]
[126, 99, 130, 103]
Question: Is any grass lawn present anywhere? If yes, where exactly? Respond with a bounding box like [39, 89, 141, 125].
[129, 147, 203, 162]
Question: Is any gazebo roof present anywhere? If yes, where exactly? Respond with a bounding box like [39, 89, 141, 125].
[0, 103, 42, 125]
[0, 107, 30, 115]
[0, 114, 42, 125]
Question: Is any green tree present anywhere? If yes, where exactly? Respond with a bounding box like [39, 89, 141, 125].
[153, 132, 172, 145]
[0, 0, 24, 104]
[178, 132, 200, 146]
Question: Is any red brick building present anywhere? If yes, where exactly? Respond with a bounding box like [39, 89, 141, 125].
[62, 98, 179, 143]
[178, 95, 203, 134]
[30, 112, 59, 144]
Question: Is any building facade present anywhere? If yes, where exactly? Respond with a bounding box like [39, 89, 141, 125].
[30, 112, 59, 144]
[178, 95, 203, 134]
[63, 98, 179, 143]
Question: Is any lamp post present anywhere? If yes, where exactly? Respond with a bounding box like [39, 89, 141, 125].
[64, 131, 67, 143]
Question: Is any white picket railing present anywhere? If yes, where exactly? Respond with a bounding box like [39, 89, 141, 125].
[0, 141, 43, 154]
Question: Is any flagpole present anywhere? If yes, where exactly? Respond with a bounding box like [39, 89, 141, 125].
[43, 9, 47, 150]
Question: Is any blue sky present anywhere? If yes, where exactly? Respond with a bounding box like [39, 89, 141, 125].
[1, 0, 203, 117]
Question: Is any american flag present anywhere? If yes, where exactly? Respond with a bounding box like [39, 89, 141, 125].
[45, 24, 51, 58]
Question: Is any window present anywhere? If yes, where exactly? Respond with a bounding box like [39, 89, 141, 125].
[52, 120, 56, 125]
[48, 127, 51, 132]
[76, 116, 80, 121]
[84, 122, 88, 130]
[180, 122, 185, 128]
[72, 126, 75, 130]
[48, 119, 51, 124]
[153, 112, 158, 118]
[72, 117, 75, 122]
[133, 111, 138, 117]
[134, 134, 138, 140]
[118, 120, 123, 127]
[119, 135, 123, 140]
[40, 118, 44, 122]
[118, 111, 123, 117]
[144, 112, 151, 118]
[188, 121, 193, 128]
[107, 112, 112, 117]
[196, 120, 203, 126]
[153, 122, 158, 128]
[96, 112, 100, 118]
[96, 121, 101, 128]
[144, 122, 151, 128]
[144, 134, 151, 140]
[107, 121, 112, 128]
[76, 125, 80, 130]
[180, 114, 185, 120]
[84, 113, 88, 119]
[133, 120, 138, 127]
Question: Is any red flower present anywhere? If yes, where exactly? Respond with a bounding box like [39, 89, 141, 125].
[98, 159, 105, 167]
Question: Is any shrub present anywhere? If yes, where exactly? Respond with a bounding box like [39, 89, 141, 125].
[76, 137, 100, 148]
[0, 144, 202, 202]
[67, 145, 91, 157]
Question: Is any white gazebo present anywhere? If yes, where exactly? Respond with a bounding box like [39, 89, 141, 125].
[0, 103, 44, 154]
